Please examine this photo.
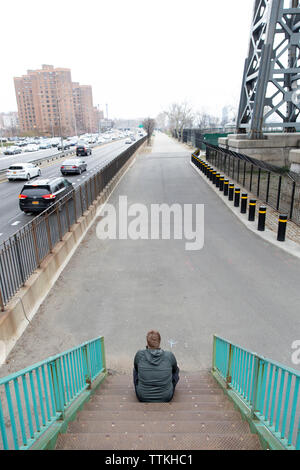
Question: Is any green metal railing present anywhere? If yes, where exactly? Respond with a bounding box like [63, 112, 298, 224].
[213, 335, 300, 450]
[0, 336, 106, 450]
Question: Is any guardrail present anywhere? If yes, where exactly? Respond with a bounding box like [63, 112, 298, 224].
[213, 335, 300, 450]
[0, 136, 146, 309]
[0, 336, 106, 450]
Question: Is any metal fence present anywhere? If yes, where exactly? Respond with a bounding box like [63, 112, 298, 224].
[0, 336, 106, 450]
[213, 335, 300, 450]
[0, 137, 146, 309]
[200, 142, 300, 226]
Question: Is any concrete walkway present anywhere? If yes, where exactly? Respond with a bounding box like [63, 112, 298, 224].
[1, 133, 300, 376]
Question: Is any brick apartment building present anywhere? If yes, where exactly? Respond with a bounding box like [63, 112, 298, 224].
[14, 65, 100, 136]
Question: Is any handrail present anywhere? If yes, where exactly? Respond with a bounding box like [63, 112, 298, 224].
[0, 336, 106, 450]
[212, 335, 300, 450]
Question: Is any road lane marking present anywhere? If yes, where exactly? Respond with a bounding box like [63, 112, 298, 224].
[11, 221, 21, 226]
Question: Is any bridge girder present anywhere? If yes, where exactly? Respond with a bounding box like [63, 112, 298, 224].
[236, 0, 300, 138]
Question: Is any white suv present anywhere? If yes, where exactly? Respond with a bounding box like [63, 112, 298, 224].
[7, 163, 42, 181]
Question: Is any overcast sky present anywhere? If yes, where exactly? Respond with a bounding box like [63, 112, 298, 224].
[2, 0, 254, 119]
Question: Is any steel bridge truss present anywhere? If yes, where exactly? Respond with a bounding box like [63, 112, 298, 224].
[237, 0, 300, 138]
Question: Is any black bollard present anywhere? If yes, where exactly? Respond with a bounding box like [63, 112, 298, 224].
[258, 206, 267, 231]
[241, 194, 248, 214]
[277, 215, 288, 242]
[229, 184, 234, 201]
[215, 173, 220, 188]
[224, 180, 229, 196]
[219, 176, 224, 192]
[209, 168, 213, 181]
[234, 188, 241, 207]
[212, 171, 217, 184]
[248, 200, 256, 222]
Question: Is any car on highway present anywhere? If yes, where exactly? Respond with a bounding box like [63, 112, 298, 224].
[60, 158, 87, 175]
[24, 144, 39, 152]
[3, 146, 22, 155]
[39, 141, 52, 149]
[19, 177, 73, 213]
[125, 138, 132, 144]
[57, 140, 72, 150]
[7, 163, 41, 181]
[76, 143, 92, 156]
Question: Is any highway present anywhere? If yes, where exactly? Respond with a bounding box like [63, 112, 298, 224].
[0, 147, 60, 171]
[0, 139, 137, 242]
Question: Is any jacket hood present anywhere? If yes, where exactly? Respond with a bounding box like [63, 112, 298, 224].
[144, 348, 164, 365]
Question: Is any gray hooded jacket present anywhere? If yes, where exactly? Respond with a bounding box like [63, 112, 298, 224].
[134, 348, 178, 402]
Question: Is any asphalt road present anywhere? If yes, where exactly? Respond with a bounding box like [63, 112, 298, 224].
[0, 147, 60, 171]
[1, 133, 300, 380]
[0, 139, 136, 241]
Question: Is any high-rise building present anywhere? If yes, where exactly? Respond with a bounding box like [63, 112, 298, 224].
[14, 65, 97, 136]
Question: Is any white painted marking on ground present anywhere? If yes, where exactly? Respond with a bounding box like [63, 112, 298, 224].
[0, 233, 3, 237]
[11, 221, 21, 226]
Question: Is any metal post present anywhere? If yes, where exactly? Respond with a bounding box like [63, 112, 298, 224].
[219, 176, 224, 192]
[14, 234, 25, 285]
[251, 355, 260, 419]
[224, 180, 229, 196]
[226, 345, 233, 389]
[277, 176, 282, 211]
[44, 213, 52, 253]
[249, 200, 257, 222]
[56, 207, 62, 241]
[229, 184, 234, 201]
[277, 215, 288, 242]
[31, 220, 40, 267]
[258, 206, 267, 231]
[290, 181, 296, 220]
[241, 194, 248, 214]
[266, 172, 271, 204]
[234, 188, 241, 207]
[0, 283, 5, 311]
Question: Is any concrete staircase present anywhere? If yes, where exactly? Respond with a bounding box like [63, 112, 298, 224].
[55, 371, 262, 450]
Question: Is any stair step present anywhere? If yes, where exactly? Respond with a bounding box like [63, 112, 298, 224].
[89, 394, 225, 404]
[67, 419, 252, 435]
[56, 432, 262, 450]
[76, 409, 242, 421]
[83, 401, 235, 412]
[97, 387, 223, 395]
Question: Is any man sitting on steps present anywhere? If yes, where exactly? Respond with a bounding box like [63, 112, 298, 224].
[133, 330, 179, 402]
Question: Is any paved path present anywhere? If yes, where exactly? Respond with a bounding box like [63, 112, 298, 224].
[1, 133, 300, 376]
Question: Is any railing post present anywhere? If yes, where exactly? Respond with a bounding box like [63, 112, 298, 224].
[56, 207, 62, 241]
[277, 176, 282, 211]
[100, 337, 107, 372]
[44, 213, 52, 253]
[212, 335, 217, 371]
[296, 417, 300, 450]
[31, 220, 40, 268]
[14, 234, 25, 286]
[50, 359, 65, 421]
[0, 284, 4, 311]
[226, 344, 233, 389]
[83, 345, 92, 389]
[251, 355, 260, 419]
[290, 181, 296, 221]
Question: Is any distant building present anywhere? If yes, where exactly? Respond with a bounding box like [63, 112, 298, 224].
[14, 64, 100, 136]
[0, 112, 19, 135]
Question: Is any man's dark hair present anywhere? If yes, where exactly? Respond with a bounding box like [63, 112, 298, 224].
[146, 330, 161, 349]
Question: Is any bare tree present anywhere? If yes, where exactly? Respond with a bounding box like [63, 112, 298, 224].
[166, 102, 194, 141]
[193, 111, 221, 130]
[142, 117, 156, 145]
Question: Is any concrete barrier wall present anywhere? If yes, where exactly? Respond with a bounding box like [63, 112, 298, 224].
[0, 142, 146, 365]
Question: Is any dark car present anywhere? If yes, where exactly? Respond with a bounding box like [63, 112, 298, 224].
[57, 141, 71, 150]
[76, 143, 92, 156]
[60, 158, 87, 175]
[19, 177, 73, 213]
